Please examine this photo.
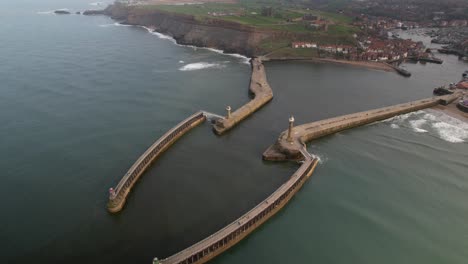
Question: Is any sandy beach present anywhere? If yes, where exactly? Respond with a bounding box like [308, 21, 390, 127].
[432, 100, 468, 123]
[262, 56, 396, 72]
[314, 58, 396, 72]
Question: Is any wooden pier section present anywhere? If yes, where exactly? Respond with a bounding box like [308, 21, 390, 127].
[154, 155, 318, 264]
[263, 93, 462, 161]
[107, 111, 206, 213]
[213, 58, 273, 135]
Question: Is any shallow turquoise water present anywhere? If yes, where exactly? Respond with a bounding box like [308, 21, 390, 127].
[1, 1, 467, 264]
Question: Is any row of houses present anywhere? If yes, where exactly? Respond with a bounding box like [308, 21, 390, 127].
[291, 42, 356, 54]
[359, 37, 425, 61]
[291, 36, 425, 62]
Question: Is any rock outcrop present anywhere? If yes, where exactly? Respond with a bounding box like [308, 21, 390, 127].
[83, 9, 107, 15]
[54, 10, 71, 15]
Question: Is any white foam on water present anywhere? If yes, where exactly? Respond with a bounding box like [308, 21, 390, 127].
[138, 26, 250, 65]
[388, 110, 468, 143]
[432, 122, 465, 143]
[99, 22, 132, 27]
[102, 23, 250, 65]
[312, 153, 328, 164]
[385, 111, 419, 124]
[89, 2, 105, 6]
[37, 10, 55, 15]
[179, 60, 185, 64]
[99, 23, 114, 27]
[409, 119, 428, 133]
[141, 26, 177, 42]
[423, 112, 437, 121]
[179, 62, 226, 71]
[203, 47, 250, 65]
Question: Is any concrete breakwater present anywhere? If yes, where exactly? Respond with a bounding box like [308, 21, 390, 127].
[155, 156, 318, 264]
[107, 111, 206, 213]
[263, 93, 461, 161]
[213, 58, 273, 135]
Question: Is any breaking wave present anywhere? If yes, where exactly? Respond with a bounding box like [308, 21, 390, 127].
[37, 10, 54, 15]
[102, 24, 250, 65]
[89, 2, 105, 6]
[314, 154, 328, 164]
[99, 22, 132, 27]
[409, 119, 428, 133]
[179, 62, 226, 71]
[203, 47, 250, 65]
[387, 110, 468, 143]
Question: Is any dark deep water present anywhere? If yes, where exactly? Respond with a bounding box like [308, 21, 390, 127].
[1, 1, 467, 264]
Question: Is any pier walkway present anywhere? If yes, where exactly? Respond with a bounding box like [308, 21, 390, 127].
[107, 111, 207, 213]
[154, 154, 318, 264]
[263, 93, 461, 161]
[213, 58, 273, 135]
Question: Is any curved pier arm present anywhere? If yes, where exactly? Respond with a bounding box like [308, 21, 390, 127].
[108, 111, 207, 213]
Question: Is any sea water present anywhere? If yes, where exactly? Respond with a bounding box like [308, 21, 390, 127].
[1, 1, 467, 263]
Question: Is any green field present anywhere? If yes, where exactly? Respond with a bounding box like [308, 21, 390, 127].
[134, 0, 360, 46]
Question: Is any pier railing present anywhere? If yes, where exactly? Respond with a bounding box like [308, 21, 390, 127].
[108, 111, 206, 213]
[157, 156, 318, 264]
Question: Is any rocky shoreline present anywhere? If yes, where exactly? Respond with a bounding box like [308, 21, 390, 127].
[90, 3, 280, 57]
[79, 4, 414, 74]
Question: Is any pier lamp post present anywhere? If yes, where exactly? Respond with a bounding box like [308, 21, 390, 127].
[109, 187, 115, 199]
[226, 105, 232, 119]
[287, 115, 295, 142]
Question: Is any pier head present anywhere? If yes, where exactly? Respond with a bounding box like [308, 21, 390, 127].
[263, 93, 462, 161]
[213, 58, 273, 135]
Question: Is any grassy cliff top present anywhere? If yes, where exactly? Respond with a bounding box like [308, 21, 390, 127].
[133, 1, 357, 33]
[130, 0, 359, 55]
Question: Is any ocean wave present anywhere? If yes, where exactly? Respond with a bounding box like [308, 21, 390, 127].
[138, 26, 250, 65]
[89, 1, 105, 6]
[203, 47, 250, 65]
[315, 154, 327, 164]
[432, 121, 468, 143]
[409, 119, 428, 133]
[179, 62, 226, 71]
[99, 22, 132, 27]
[140, 26, 178, 43]
[100, 23, 250, 65]
[388, 110, 467, 143]
[37, 10, 54, 15]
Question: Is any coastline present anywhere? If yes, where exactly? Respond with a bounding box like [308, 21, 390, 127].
[131, 24, 393, 73]
[311, 58, 395, 72]
[96, 4, 399, 74]
[262, 56, 396, 72]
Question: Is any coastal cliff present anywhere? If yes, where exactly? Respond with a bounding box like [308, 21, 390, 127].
[101, 4, 292, 56]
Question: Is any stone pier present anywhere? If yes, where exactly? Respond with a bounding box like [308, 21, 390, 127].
[107, 111, 206, 213]
[263, 93, 462, 161]
[154, 155, 319, 264]
[213, 58, 273, 135]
